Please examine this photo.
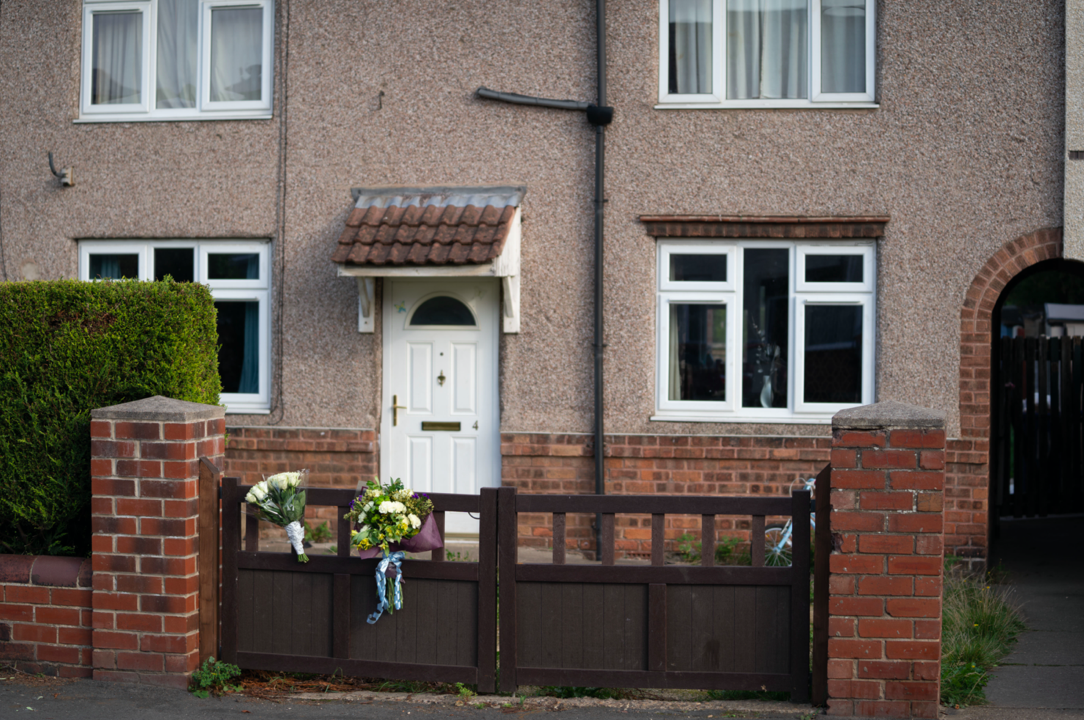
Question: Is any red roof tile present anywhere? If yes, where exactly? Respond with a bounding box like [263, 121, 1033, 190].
[332, 187, 524, 267]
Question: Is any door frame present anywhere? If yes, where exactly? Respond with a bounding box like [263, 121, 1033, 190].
[379, 277, 501, 508]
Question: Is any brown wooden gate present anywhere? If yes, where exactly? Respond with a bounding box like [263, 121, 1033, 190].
[220, 479, 498, 692]
[496, 487, 811, 700]
[218, 479, 813, 700]
[994, 336, 1084, 518]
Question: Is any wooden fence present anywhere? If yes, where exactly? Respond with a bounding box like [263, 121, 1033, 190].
[994, 336, 1084, 518]
[217, 481, 817, 700]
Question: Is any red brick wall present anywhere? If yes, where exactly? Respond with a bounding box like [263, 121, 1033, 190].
[0, 556, 93, 677]
[826, 418, 945, 719]
[955, 227, 1061, 569]
[502, 432, 831, 558]
[223, 427, 376, 534]
[90, 400, 225, 688]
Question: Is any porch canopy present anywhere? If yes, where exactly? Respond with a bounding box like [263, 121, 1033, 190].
[333, 186, 524, 333]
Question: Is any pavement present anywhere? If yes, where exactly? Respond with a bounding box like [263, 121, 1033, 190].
[954, 514, 1084, 720]
[0, 679, 816, 720]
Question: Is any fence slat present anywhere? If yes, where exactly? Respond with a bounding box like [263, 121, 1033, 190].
[789, 489, 811, 703]
[498, 487, 518, 693]
[1037, 337, 1049, 516]
[476, 488, 499, 694]
[337, 506, 352, 558]
[701, 515, 715, 567]
[1075, 339, 1084, 512]
[651, 514, 665, 567]
[648, 584, 667, 673]
[601, 514, 615, 565]
[1011, 337, 1026, 518]
[551, 512, 567, 564]
[750, 515, 765, 567]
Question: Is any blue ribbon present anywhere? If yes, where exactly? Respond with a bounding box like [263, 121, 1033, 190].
[367, 550, 405, 624]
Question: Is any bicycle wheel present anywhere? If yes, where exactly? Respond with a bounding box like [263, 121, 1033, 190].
[764, 523, 792, 567]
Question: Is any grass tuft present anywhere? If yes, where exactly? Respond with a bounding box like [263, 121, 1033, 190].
[940, 566, 1026, 707]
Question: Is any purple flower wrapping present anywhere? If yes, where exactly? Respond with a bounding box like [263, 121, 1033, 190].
[356, 514, 444, 559]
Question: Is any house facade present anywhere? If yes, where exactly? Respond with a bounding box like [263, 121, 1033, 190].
[0, 0, 1069, 563]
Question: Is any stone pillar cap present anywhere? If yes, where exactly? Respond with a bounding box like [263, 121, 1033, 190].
[832, 400, 945, 430]
[91, 395, 224, 422]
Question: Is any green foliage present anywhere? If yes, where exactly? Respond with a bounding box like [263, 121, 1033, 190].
[675, 533, 751, 566]
[940, 571, 1026, 707]
[190, 657, 242, 698]
[0, 280, 220, 556]
[536, 686, 623, 700]
[455, 682, 477, 700]
[304, 520, 333, 543]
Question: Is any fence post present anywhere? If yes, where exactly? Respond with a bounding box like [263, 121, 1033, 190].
[90, 396, 225, 688]
[826, 401, 945, 719]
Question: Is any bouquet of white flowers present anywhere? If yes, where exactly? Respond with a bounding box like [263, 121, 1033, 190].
[245, 470, 310, 563]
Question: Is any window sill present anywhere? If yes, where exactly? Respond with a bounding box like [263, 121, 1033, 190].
[225, 406, 272, 415]
[651, 412, 833, 425]
[75, 113, 273, 123]
[654, 101, 879, 111]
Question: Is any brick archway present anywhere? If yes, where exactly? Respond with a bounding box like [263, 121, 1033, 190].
[959, 228, 1062, 438]
[949, 227, 1061, 564]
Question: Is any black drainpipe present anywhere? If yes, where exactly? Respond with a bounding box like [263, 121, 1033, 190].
[477, 0, 612, 557]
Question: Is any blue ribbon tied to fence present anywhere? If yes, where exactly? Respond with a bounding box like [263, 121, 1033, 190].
[367, 550, 405, 624]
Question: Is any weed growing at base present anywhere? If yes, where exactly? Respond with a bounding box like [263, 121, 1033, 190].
[190, 658, 242, 698]
[940, 561, 1026, 707]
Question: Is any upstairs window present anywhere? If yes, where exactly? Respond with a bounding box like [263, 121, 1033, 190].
[81, 0, 274, 121]
[659, 0, 875, 108]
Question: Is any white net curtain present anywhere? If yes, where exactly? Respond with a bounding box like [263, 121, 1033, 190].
[668, 0, 866, 99]
[91, 11, 142, 104]
[91, 0, 264, 108]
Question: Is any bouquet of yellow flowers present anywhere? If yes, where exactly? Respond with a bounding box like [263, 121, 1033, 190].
[343, 478, 441, 622]
[344, 477, 438, 556]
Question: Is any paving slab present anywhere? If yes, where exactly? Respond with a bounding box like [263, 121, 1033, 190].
[985, 666, 1084, 708]
[987, 515, 1084, 710]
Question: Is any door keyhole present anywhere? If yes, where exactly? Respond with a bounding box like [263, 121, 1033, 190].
[437, 370, 446, 386]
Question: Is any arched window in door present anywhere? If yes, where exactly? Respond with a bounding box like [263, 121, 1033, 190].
[408, 296, 476, 327]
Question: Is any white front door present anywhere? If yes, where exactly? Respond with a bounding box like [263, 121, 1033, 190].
[381, 279, 500, 535]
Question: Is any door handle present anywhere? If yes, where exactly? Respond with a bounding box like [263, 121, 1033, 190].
[392, 394, 406, 427]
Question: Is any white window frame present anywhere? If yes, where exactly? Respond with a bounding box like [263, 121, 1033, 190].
[793, 294, 874, 414]
[200, 0, 275, 113]
[79, 0, 274, 122]
[654, 239, 875, 423]
[657, 0, 877, 109]
[80, 1, 154, 116]
[795, 243, 874, 292]
[79, 239, 272, 414]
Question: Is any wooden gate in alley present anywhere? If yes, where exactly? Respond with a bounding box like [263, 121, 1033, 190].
[994, 336, 1084, 518]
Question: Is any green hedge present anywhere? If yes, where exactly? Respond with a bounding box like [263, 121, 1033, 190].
[0, 280, 221, 556]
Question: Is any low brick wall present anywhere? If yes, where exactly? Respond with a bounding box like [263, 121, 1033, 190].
[501, 432, 832, 558]
[0, 555, 93, 677]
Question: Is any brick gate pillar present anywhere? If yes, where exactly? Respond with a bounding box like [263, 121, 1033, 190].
[826, 401, 946, 719]
[90, 396, 224, 688]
